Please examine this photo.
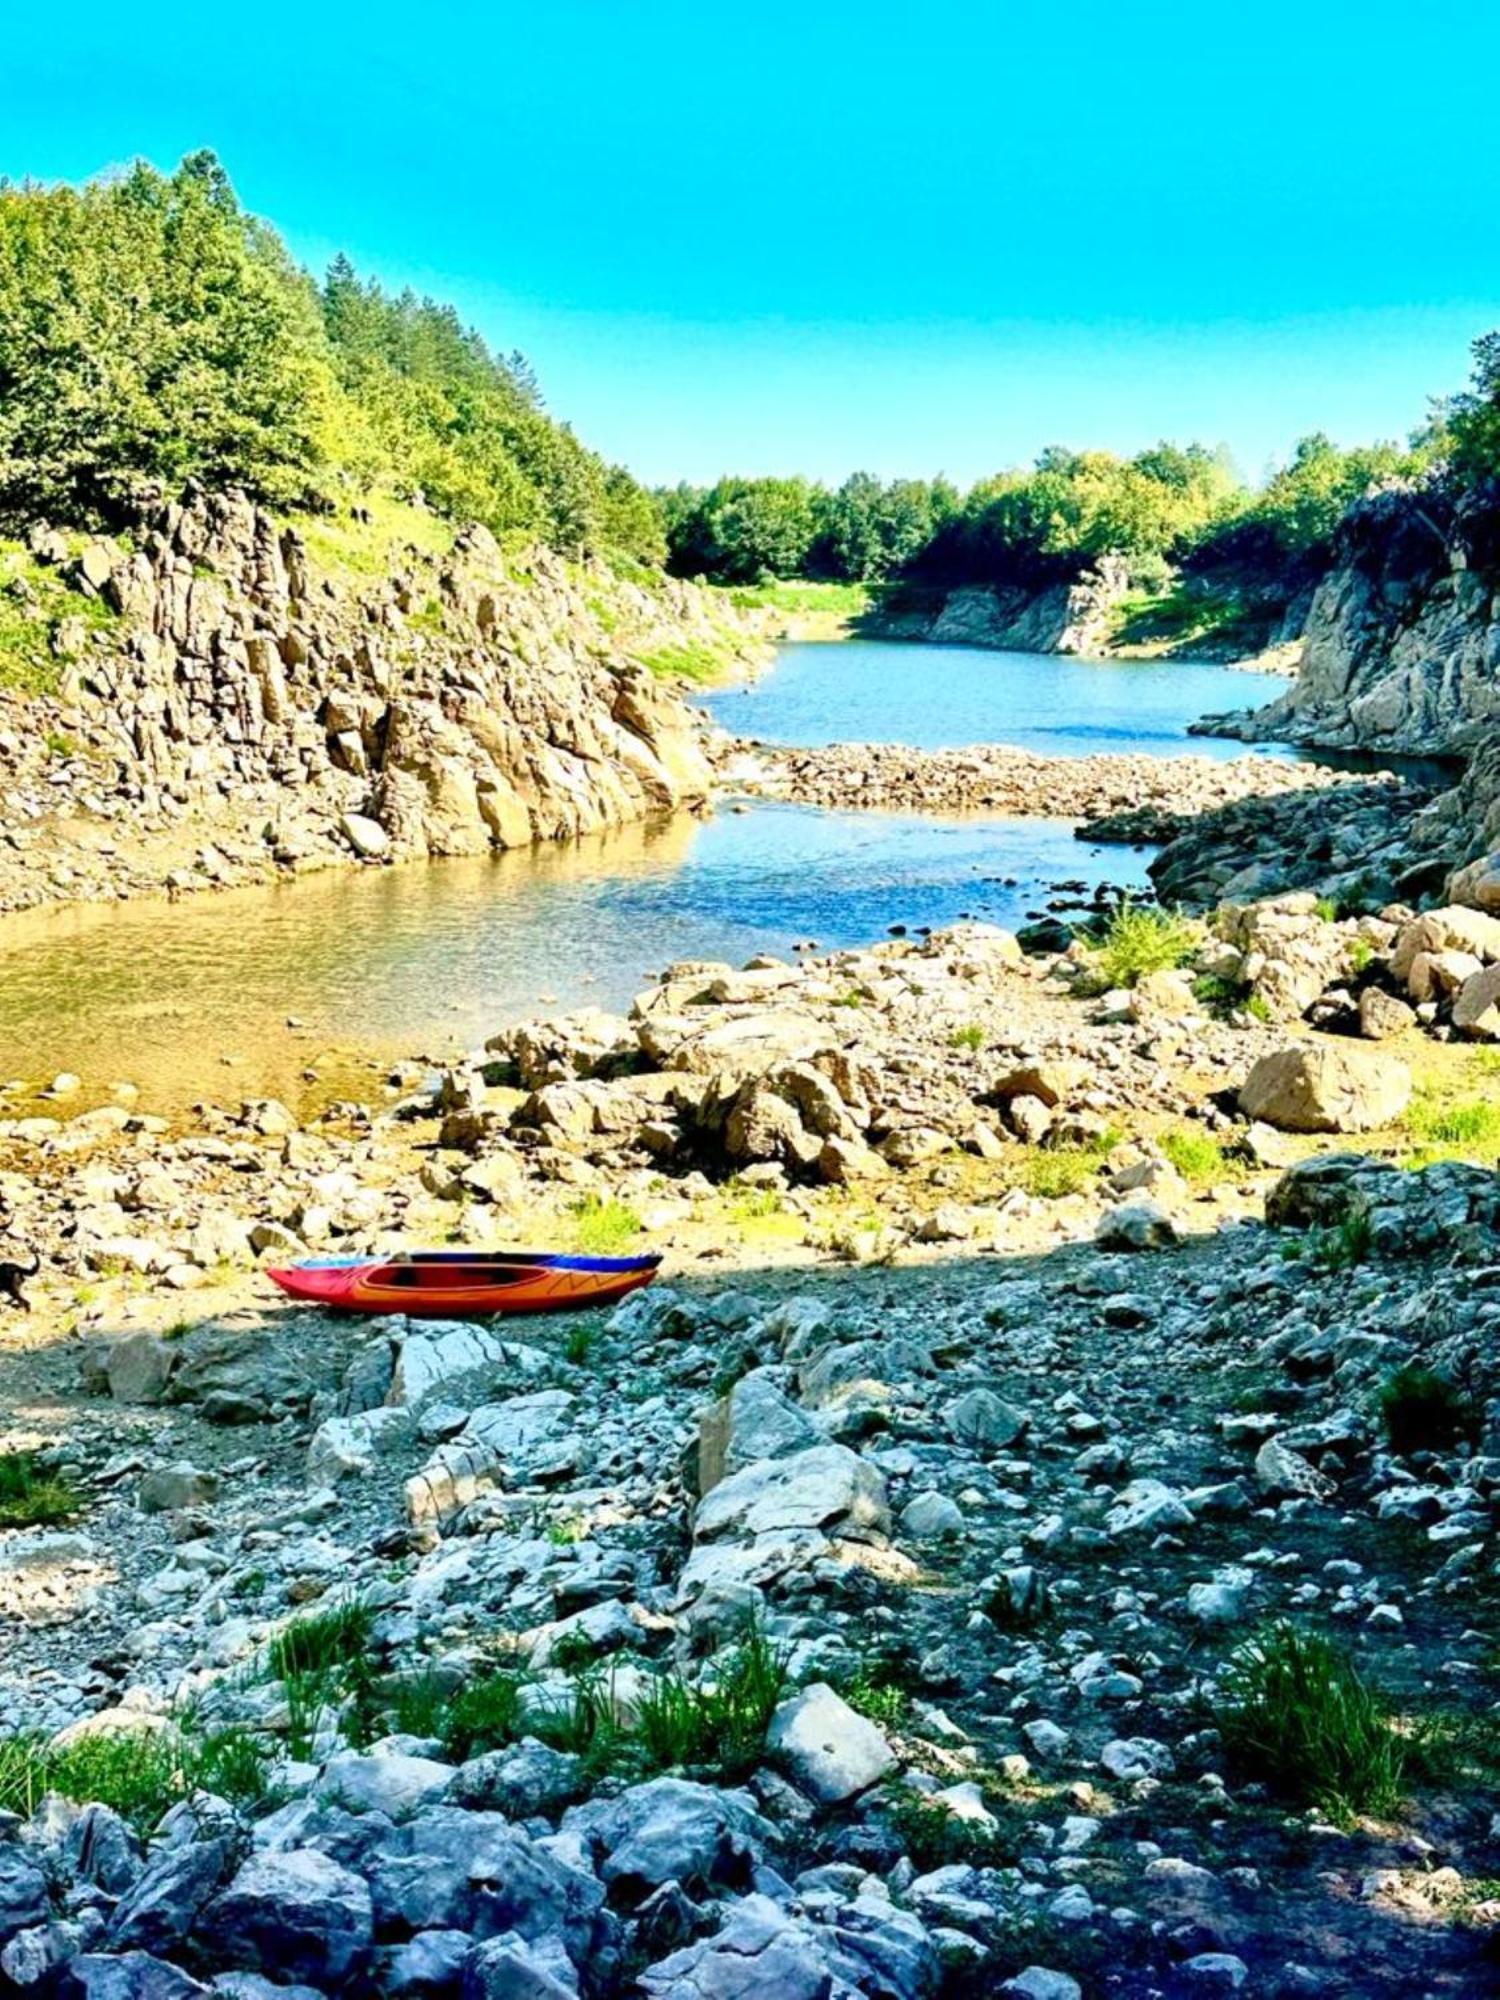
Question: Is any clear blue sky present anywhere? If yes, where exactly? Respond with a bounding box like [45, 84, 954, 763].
[7, 1, 1499, 489]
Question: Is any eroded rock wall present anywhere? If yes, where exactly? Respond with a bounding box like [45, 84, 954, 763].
[0, 488, 764, 910]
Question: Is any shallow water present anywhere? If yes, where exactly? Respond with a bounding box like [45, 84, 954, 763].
[0, 802, 1153, 1113]
[704, 638, 1291, 756]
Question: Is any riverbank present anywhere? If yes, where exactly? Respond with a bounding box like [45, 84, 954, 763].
[2, 901, 1500, 1992]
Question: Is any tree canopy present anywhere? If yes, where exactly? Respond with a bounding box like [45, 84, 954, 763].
[0, 152, 661, 560]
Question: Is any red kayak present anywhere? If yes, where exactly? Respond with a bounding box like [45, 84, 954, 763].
[266, 1250, 661, 1317]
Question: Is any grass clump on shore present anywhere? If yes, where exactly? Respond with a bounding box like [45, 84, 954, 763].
[1021, 1127, 1120, 1200]
[266, 1599, 378, 1757]
[1377, 1365, 1477, 1458]
[1402, 1092, 1500, 1167]
[569, 1195, 644, 1256]
[0, 1451, 80, 1528]
[1160, 1126, 1230, 1185]
[434, 1627, 788, 1785]
[1213, 1623, 1406, 1821]
[1085, 900, 1198, 991]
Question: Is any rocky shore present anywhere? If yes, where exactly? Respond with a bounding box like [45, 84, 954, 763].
[2, 888, 1499, 1995]
[716, 737, 1378, 840]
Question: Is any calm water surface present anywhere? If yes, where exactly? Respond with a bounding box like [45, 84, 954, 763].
[0, 805, 1152, 1112]
[705, 639, 1291, 756]
[0, 638, 1281, 1110]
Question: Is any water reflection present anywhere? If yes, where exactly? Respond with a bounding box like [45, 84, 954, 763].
[0, 802, 1151, 1113]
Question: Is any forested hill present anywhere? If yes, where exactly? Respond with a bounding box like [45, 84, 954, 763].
[655, 333, 1500, 632]
[0, 152, 662, 563]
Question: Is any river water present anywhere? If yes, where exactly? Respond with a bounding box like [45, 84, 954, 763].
[0, 640, 1287, 1113]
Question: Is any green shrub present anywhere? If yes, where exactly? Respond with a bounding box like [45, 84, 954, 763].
[1213, 1622, 1406, 1821]
[1304, 1209, 1373, 1272]
[948, 1023, 987, 1052]
[1087, 901, 1198, 991]
[0, 1452, 79, 1528]
[1377, 1366, 1476, 1457]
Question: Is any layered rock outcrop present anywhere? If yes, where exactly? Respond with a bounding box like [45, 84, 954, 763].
[0, 487, 766, 912]
[867, 556, 1133, 657]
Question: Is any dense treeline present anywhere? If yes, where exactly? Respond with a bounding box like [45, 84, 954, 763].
[659, 432, 1437, 590]
[0, 153, 663, 560]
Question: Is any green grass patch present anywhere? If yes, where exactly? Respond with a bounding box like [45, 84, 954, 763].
[1402, 1092, 1500, 1166]
[568, 1195, 644, 1256]
[291, 491, 455, 581]
[948, 1023, 987, 1052]
[724, 578, 871, 620]
[0, 1451, 80, 1529]
[1213, 1622, 1407, 1822]
[438, 1627, 789, 1785]
[0, 541, 119, 696]
[1160, 1126, 1231, 1185]
[880, 1787, 1025, 1868]
[632, 639, 736, 686]
[1085, 900, 1198, 991]
[1021, 1127, 1120, 1200]
[0, 1720, 271, 1832]
[1107, 581, 1266, 657]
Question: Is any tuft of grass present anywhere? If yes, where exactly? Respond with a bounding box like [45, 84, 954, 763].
[948, 1023, 987, 1052]
[1316, 1209, 1373, 1271]
[1213, 1622, 1407, 1822]
[437, 1628, 788, 1785]
[1086, 900, 1198, 991]
[1021, 1127, 1120, 1200]
[440, 1668, 529, 1763]
[1403, 1093, 1500, 1166]
[1377, 1365, 1477, 1458]
[267, 1600, 374, 1683]
[266, 1599, 378, 1758]
[563, 1323, 595, 1367]
[0, 1451, 80, 1529]
[0, 1720, 271, 1832]
[635, 1626, 788, 1781]
[569, 1195, 644, 1256]
[1160, 1127, 1230, 1186]
[837, 1654, 913, 1729]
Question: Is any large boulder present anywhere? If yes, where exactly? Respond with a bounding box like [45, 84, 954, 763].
[1239, 1043, 1409, 1133]
[1452, 962, 1500, 1037]
[562, 1778, 773, 1902]
[696, 1371, 822, 1495]
[692, 1445, 889, 1544]
[767, 1684, 896, 1804]
[198, 1848, 373, 1986]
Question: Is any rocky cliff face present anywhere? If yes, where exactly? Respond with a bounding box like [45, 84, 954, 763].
[1226, 482, 1500, 757]
[867, 556, 1133, 657]
[0, 489, 765, 911]
[1211, 481, 1500, 901]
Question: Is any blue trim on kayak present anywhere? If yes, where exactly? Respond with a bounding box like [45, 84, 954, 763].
[285, 1251, 661, 1275]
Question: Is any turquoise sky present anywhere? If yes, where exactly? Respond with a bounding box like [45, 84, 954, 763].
[8, 0, 1499, 487]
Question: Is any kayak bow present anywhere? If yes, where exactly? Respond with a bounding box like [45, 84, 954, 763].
[266, 1249, 660, 1317]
